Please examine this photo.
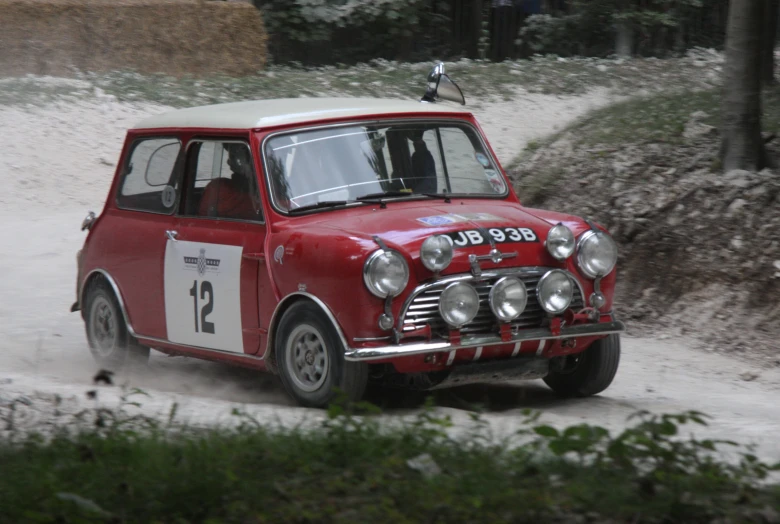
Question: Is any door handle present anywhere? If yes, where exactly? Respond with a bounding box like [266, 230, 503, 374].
[166, 230, 178, 242]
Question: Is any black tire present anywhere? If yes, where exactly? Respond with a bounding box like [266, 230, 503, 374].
[275, 301, 368, 408]
[543, 334, 621, 397]
[84, 283, 150, 372]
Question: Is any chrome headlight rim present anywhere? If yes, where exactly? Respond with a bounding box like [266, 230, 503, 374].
[576, 229, 618, 279]
[420, 234, 454, 272]
[488, 276, 528, 322]
[536, 269, 574, 315]
[362, 249, 410, 299]
[438, 281, 480, 328]
[545, 223, 576, 261]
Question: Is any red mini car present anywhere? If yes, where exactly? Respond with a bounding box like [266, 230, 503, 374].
[72, 65, 625, 407]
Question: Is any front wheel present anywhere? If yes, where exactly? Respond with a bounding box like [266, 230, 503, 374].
[543, 334, 621, 397]
[84, 283, 150, 372]
[275, 301, 368, 408]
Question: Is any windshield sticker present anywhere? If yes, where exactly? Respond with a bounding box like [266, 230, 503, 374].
[483, 169, 505, 190]
[417, 212, 502, 227]
[446, 227, 538, 247]
[475, 152, 491, 167]
[417, 215, 457, 226]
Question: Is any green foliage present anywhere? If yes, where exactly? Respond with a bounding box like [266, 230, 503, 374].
[1, 392, 779, 523]
[255, 0, 452, 64]
[562, 88, 721, 147]
[518, 0, 725, 58]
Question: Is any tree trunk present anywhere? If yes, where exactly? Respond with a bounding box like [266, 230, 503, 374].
[762, 0, 779, 84]
[615, 21, 634, 58]
[721, 0, 767, 172]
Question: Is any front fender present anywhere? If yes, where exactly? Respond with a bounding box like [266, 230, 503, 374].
[267, 227, 405, 345]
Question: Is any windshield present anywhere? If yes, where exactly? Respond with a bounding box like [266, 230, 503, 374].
[263, 121, 507, 212]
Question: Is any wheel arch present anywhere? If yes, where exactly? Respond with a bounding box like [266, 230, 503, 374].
[80, 269, 137, 337]
[263, 292, 350, 375]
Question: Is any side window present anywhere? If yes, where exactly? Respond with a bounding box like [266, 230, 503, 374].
[183, 140, 263, 222]
[117, 137, 181, 213]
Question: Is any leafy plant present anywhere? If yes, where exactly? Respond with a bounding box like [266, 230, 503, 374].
[518, 0, 723, 58]
[255, 0, 452, 64]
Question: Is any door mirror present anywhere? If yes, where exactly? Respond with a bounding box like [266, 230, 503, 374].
[420, 63, 465, 105]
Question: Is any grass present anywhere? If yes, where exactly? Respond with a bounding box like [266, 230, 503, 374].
[0, 51, 724, 108]
[1, 393, 779, 523]
[505, 87, 723, 202]
[508, 83, 780, 178]
[569, 89, 720, 146]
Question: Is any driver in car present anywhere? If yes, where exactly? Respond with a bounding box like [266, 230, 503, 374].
[199, 144, 261, 220]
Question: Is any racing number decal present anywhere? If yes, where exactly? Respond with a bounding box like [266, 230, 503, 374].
[164, 240, 244, 353]
[189, 280, 215, 334]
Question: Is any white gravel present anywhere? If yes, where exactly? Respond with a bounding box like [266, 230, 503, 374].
[1, 85, 779, 465]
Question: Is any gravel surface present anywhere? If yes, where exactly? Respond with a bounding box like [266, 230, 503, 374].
[1, 80, 778, 464]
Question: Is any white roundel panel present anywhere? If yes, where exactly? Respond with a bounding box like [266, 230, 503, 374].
[164, 240, 244, 353]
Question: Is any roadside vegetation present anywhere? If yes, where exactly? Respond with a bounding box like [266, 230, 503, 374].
[0, 50, 722, 108]
[1, 391, 779, 523]
[509, 85, 780, 363]
[512, 85, 780, 158]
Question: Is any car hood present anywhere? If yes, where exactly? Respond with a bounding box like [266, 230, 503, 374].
[308, 199, 586, 280]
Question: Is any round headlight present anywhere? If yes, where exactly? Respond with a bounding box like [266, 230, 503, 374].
[537, 270, 573, 314]
[546, 224, 575, 261]
[489, 277, 528, 321]
[420, 235, 453, 272]
[363, 249, 410, 298]
[439, 282, 480, 328]
[576, 230, 618, 279]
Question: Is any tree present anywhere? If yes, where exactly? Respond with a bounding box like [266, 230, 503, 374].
[720, 0, 768, 172]
[762, 0, 779, 85]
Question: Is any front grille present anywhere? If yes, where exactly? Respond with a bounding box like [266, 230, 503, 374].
[401, 269, 584, 337]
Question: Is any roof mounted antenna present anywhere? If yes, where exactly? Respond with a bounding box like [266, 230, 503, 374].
[420, 62, 466, 105]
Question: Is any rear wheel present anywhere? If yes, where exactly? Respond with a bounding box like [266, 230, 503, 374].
[543, 334, 621, 397]
[84, 283, 149, 372]
[275, 301, 368, 408]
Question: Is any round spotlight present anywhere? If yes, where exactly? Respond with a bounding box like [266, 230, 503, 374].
[420, 235, 453, 272]
[439, 282, 480, 328]
[489, 277, 528, 321]
[546, 224, 575, 261]
[537, 270, 574, 314]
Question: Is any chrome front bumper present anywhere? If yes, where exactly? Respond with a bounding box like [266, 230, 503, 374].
[343, 320, 626, 362]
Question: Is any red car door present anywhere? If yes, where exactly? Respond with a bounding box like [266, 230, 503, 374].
[163, 138, 268, 355]
[99, 135, 184, 340]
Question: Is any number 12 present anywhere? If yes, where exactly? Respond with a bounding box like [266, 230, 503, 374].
[189, 280, 215, 334]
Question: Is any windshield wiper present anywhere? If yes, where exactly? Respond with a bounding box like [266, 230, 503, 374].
[355, 191, 417, 201]
[288, 200, 350, 214]
[422, 192, 452, 203]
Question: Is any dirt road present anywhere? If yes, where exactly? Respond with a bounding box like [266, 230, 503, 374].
[1, 89, 778, 464]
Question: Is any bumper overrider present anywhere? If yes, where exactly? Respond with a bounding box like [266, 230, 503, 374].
[344, 319, 626, 362]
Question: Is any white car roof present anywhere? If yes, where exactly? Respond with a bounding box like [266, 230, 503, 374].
[132, 97, 472, 130]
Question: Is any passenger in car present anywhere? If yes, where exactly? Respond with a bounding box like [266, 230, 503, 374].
[199, 144, 259, 220]
[410, 131, 438, 193]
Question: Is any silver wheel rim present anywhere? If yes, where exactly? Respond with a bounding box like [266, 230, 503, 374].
[285, 324, 329, 393]
[89, 295, 118, 358]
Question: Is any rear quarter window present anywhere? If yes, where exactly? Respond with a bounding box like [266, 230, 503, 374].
[117, 137, 182, 214]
